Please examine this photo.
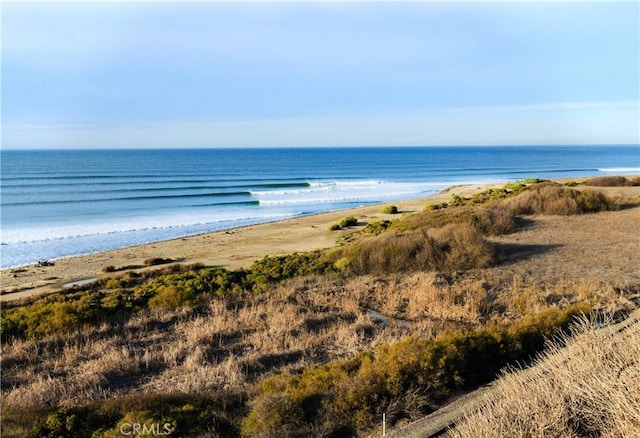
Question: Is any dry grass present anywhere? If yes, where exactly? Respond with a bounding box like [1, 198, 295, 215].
[338, 223, 494, 276]
[584, 176, 639, 187]
[505, 184, 617, 215]
[447, 313, 640, 438]
[1, 277, 426, 415]
[3, 274, 635, 426]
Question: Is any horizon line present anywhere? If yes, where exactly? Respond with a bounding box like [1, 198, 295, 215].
[2, 144, 639, 152]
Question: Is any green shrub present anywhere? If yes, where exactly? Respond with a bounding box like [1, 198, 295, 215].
[147, 286, 198, 310]
[380, 205, 399, 214]
[32, 408, 90, 438]
[0, 292, 108, 339]
[134, 266, 249, 300]
[503, 181, 528, 191]
[363, 220, 391, 235]
[424, 202, 448, 211]
[449, 194, 465, 206]
[328, 223, 342, 231]
[248, 252, 337, 292]
[1, 266, 249, 340]
[338, 216, 358, 228]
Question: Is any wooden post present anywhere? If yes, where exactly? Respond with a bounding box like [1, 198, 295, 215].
[383, 412, 386, 436]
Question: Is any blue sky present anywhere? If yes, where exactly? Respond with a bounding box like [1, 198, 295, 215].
[2, 1, 639, 149]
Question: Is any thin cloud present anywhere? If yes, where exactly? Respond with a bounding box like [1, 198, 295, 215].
[445, 101, 640, 113]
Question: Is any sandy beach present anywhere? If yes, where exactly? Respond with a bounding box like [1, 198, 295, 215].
[2, 178, 637, 303]
[1, 183, 496, 302]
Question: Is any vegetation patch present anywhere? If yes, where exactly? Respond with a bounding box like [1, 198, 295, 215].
[23, 393, 245, 438]
[339, 216, 359, 228]
[1, 252, 341, 341]
[506, 184, 617, 215]
[380, 205, 399, 214]
[390, 204, 516, 236]
[144, 257, 176, 266]
[584, 176, 639, 187]
[242, 305, 590, 436]
[334, 223, 494, 276]
[362, 220, 392, 235]
[248, 252, 338, 292]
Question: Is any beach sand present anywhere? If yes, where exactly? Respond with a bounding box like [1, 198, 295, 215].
[2, 179, 638, 303]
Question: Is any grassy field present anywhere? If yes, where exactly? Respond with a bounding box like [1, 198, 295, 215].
[1, 177, 639, 437]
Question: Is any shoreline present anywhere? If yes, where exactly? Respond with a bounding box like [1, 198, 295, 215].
[0, 176, 633, 303]
[1, 182, 495, 302]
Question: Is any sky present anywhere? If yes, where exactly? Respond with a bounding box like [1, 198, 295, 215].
[1, 1, 639, 149]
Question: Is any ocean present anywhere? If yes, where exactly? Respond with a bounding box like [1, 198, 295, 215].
[1, 145, 639, 268]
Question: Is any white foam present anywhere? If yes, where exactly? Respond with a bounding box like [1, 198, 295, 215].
[251, 180, 448, 206]
[2, 210, 290, 245]
[0, 211, 296, 268]
[598, 167, 640, 172]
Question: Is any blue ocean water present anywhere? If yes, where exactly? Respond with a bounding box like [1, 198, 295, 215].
[1, 146, 639, 268]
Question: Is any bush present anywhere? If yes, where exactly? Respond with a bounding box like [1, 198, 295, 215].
[430, 223, 496, 271]
[380, 205, 399, 214]
[392, 203, 516, 236]
[363, 220, 392, 235]
[32, 408, 91, 438]
[241, 393, 305, 437]
[449, 194, 465, 206]
[147, 286, 198, 310]
[328, 223, 342, 231]
[424, 202, 448, 211]
[1, 266, 248, 340]
[471, 205, 517, 235]
[584, 176, 638, 187]
[338, 216, 358, 228]
[506, 185, 617, 215]
[503, 181, 528, 191]
[337, 223, 494, 276]
[1, 292, 108, 339]
[248, 252, 337, 292]
[144, 257, 175, 266]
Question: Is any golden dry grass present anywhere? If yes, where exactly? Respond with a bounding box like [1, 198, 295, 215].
[447, 313, 640, 438]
